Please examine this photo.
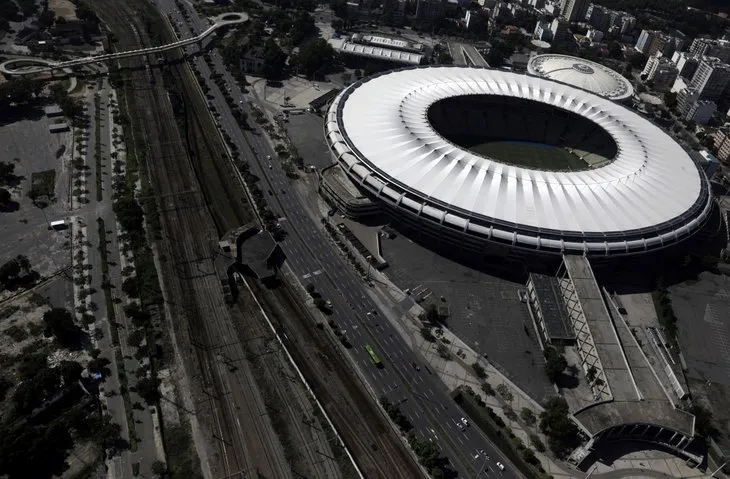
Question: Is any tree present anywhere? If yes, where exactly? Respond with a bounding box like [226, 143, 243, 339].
[305, 283, 315, 294]
[607, 41, 622, 59]
[296, 38, 336, 79]
[420, 326, 435, 342]
[520, 407, 536, 426]
[151, 460, 168, 478]
[262, 38, 287, 80]
[114, 196, 145, 234]
[0, 188, 11, 206]
[135, 377, 160, 404]
[38, 9, 55, 28]
[0, 161, 15, 184]
[539, 397, 582, 457]
[43, 308, 83, 348]
[58, 360, 82, 385]
[543, 346, 567, 382]
[496, 383, 513, 401]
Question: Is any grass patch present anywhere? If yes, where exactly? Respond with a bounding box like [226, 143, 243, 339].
[29, 169, 57, 200]
[453, 388, 549, 479]
[455, 137, 590, 171]
[162, 424, 203, 479]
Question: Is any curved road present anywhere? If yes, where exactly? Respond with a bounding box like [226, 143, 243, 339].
[0, 12, 247, 75]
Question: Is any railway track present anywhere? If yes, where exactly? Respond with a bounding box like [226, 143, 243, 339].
[89, 1, 292, 478]
[90, 1, 423, 478]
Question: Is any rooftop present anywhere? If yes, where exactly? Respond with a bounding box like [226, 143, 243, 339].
[527, 54, 634, 101]
[329, 38, 424, 65]
[529, 274, 573, 341]
[561, 255, 695, 437]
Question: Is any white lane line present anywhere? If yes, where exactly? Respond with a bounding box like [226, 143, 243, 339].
[457, 436, 465, 445]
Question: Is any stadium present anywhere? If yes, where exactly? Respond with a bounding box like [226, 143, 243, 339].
[526, 54, 634, 102]
[323, 66, 713, 263]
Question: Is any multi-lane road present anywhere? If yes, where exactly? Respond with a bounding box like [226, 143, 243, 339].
[155, 2, 520, 477]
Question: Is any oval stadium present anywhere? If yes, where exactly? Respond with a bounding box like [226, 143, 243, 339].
[323, 66, 713, 262]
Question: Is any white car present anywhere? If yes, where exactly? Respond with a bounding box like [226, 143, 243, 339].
[461, 417, 469, 427]
[496, 462, 505, 471]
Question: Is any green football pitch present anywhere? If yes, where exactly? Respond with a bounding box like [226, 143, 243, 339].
[457, 138, 590, 171]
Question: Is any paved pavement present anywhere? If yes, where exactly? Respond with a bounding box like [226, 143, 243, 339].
[75, 78, 161, 478]
[157, 2, 522, 477]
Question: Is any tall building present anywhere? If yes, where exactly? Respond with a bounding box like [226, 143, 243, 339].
[671, 51, 700, 80]
[550, 18, 572, 45]
[585, 4, 609, 31]
[635, 30, 656, 54]
[685, 100, 717, 125]
[415, 0, 447, 22]
[712, 128, 730, 162]
[690, 57, 730, 101]
[559, 0, 588, 23]
[689, 38, 730, 63]
[642, 53, 678, 91]
[534, 20, 553, 42]
[382, 0, 406, 25]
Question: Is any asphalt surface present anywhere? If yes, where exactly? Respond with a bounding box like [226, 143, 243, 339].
[157, 3, 521, 477]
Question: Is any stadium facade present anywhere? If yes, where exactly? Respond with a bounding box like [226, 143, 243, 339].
[323, 66, 713, 264]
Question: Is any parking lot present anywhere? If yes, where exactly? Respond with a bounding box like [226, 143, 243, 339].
[380, 234, 555, 402]
[0, 115, 75, 279]
[284, 112, 333, 170]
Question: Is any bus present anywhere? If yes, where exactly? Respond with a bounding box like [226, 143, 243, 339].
[364, 344, 382, 368]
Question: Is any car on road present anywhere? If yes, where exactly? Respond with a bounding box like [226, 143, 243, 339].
[496, 461, 505, 471]
[411, 362, 420, 371]
[461, 417, 469, 427]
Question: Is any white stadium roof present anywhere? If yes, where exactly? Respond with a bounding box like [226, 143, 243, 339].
[325, 66, 711, 256]
[527, 54, 634, 101]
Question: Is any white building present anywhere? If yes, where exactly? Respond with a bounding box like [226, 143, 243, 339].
[671, 51, 699, 80]
[689, 56, 730, 101]
[534, 20, 553, 41]
[559, 0, 588, 22]
[642, 53, 678, 91]
[689, 38, 730, 63]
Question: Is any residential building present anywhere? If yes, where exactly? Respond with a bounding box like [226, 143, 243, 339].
[586, 28, 603, 43]
[690, 57, 730, 101]
[642, 54, 678, 91]
[382, 0, 406, 25]
[415, 0, 447, 22]
[550, 18, 572, 45]
[686, 100, 717, 125]
[672, 51, 699, 80]
[240, 46, 264, 74]
[527, 0, 545, 8]
[533, 20, 553, 41]
[617, 13, 636, 34]
[635, 29, 656, 54]
[689, 38, 730, 63]
[677, 88, 701, 117]
[713, 128, 730, 162]
[585, 4, 609, 32]
[559, 0, 588, 22]
[491, 1, 511, 21]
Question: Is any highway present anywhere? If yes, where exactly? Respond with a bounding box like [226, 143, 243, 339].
[158, 2, 520, 477]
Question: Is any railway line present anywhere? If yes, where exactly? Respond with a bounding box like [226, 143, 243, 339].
[89, 1, 292, 477]
[90, 0, 423, 478]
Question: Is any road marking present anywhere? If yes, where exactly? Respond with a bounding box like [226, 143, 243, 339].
[414, 410, 420, 419]
[457, 436, 465, 445]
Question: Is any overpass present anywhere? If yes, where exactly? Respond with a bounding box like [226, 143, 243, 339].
[0, 12, 248, 75]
